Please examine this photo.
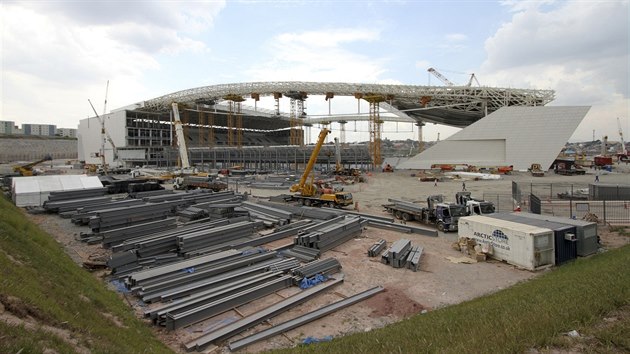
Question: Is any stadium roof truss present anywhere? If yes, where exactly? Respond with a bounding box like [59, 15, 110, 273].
[136, 82, 555, 128]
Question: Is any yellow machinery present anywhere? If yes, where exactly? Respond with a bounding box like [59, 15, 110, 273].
[289, 129, 353, 208]
[13, 155, 53, 176]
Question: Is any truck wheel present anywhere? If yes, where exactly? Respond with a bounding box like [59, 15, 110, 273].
[437, 222, 445, 232]
[394, 211, 402, 219]
[327, 202, 333, 208]
[304, 199, 311, 206]
[300, 199, 306, 206]
[402, 213, 412, 221]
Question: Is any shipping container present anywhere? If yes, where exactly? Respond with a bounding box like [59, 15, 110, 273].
[589, 183, 630, 201]
[487, 214, 577, 265]
[507, 212, 598, 256]
[457, 215, 555, 271]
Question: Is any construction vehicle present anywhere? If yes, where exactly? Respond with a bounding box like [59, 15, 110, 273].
[594, 135, 614, 167]
[13, 155, 53, 176]
[382, 195, 467, 232]
[529, 163, 545, 177]
[553, 159, 586, 175]
[287, 129, 354, 208]
[382, 164, 394, 172]
[88, 97, 122, 174]
[455, 192, 496, 216]
[173, 176, 227, 192]
[333, 137, 362, 178]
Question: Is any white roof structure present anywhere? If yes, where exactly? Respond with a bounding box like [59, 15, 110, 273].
[397, 106, 591, 171]
[12, 175, 103, 207]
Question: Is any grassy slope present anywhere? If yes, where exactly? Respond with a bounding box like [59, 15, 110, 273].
[0, 195, 173, 354]
[273, 244, 629, 353]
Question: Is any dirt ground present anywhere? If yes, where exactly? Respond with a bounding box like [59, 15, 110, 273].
[20, 166, 630, 353]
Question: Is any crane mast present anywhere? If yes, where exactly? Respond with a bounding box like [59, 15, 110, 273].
[172, 103, 191, 170]
[618, 117, 627, 154]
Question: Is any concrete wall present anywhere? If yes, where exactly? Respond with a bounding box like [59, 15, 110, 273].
[77, 110, 126, 164]
[0, 138, 77, 163]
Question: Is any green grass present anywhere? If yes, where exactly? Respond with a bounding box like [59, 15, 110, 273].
[0, 195, 173, 354]
[272, 245, 629, 353]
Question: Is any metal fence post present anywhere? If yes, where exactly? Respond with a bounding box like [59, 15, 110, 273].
[603, 200, 607, 224]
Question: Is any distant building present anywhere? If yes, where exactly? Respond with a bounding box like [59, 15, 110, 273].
[57, 128, 77, 138]
[0, 120, 15, 134]
[22, 124, 56, 136]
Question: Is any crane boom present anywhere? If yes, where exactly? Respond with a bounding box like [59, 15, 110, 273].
[172, 103, 190, 169]
[427, 68, 454, 86]
[290, 128, 329, 196]
[334, 137, 341, 172]
[88, 98, 119, 172]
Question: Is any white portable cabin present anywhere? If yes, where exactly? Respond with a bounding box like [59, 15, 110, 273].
[458, 215, 555, 271]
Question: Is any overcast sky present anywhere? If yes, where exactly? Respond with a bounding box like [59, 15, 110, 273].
[1, 0, 628, 143]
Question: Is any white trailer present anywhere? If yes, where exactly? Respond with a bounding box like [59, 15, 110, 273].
[458, 215, 555, 271]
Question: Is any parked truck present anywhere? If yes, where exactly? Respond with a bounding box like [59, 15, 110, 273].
[382, 195, 467, 232]
[455, 192, 496, 216]
[173, 176, 227, 192]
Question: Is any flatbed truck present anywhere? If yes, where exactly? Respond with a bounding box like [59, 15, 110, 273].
[382, 195, 466, 232]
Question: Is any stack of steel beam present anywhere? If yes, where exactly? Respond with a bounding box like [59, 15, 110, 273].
[291, 258, 341, 280]
[128, 189, 174, 199]
[163, 274, 294, 330]
[228, 285, 385, 351]
[88, 201, 181, 232]
[368, 239, 387, 257]
[258, 200, 343, 220]
[43, 196, 112, 213]
[406, 246, 423, 272]
[176, 220, 261, 254]
[98, 218, 178, 248]
[177, 206, 208, 222]
[294, 216, 366, 252]
[140, 257, 300, 304]
[68, 199, 145, 223]
[281, 245, 320, 262]
[240, 201, 293, 223]
[381, 239, 412, 268]
[46, 187, 109, 202]
[184, 277, 344, 351]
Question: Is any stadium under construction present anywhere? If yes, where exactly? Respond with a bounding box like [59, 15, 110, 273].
[78, 81, 557, 171]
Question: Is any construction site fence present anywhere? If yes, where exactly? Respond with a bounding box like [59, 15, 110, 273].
[529, 197, 630, 226]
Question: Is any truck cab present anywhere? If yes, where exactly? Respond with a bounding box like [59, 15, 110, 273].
[320, 191, 353, 208]
[434, 203, 467, 232]
[466, 200, 496, 216]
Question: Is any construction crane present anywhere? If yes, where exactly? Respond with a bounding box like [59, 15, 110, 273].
[427, 68, 454, 86]
[466, 73, 481, 87]
[88, 99, 119, 173]
[172, 103, 191, 170]
[288, 128, 353, 208]
[617, 117, 628, 161]
[13, 155, 52, 176]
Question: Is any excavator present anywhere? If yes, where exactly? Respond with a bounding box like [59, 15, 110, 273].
[288, 129, 354, 208]
[13, 155, 53, 176]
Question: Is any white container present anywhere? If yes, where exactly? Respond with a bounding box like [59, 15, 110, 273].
[458, 215, 555, 271]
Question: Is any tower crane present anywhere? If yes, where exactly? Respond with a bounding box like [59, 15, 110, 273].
[427, 68, 454, 86]
[466, 73, 481, 87]
[617, 117, 628, 161]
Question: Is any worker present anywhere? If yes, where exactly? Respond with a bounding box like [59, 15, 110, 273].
[434, 178, 438, 187]
[595, 172, 600, 183]
[462, 181, 466, 191]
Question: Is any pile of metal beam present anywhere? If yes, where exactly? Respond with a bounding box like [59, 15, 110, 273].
[68, 199, 145, 222]
[239, 201, 293, 226]
[381, 239, 412, 268]
[177, 206, 208, 222]
[258, 200, 343, 220]
[128, 189, 174, 199]
[43, 196, 112, 213]
[368, 239, 387, 257]
[228, 285, 385, 351]
[406, 246, 423, 272]
[291, 258, 341, 280]
[106, 216, 259, 273]
[293, 216, 366, 252]
[46, 187, 108, 202]
[281, 245, 320, 262]
[185, 277, 344, 351]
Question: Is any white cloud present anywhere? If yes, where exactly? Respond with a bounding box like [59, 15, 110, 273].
[1, 1, 224, 127]
[246, 28, 388, 83]
[480, 0, 629, 141]
[445, 33, 467, 42]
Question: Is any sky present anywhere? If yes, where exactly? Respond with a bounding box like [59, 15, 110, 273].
[1, 0, 628, 144]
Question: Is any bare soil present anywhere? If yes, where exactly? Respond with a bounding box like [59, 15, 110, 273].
[19, 168, 630, 353]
